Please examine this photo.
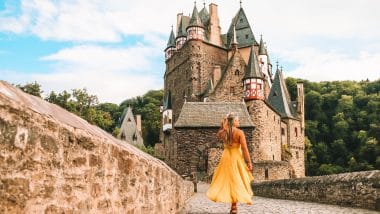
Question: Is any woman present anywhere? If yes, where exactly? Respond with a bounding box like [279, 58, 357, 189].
[206, 112, 254, 214]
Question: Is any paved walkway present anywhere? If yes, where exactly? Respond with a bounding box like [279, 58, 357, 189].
[180, 183, 378, 214]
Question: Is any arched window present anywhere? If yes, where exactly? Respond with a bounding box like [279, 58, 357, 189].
[234, 69, 240, 75]
[265, 168, 269, 179]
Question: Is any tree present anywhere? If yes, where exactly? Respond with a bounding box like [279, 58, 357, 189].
[16, 81, 43, 97]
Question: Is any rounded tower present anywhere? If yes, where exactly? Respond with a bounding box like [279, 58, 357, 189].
[165, 27, 176, 60]
[243, 46, 265, 100]
[186, 3, 205, 40]
[176, 17, 187, 50]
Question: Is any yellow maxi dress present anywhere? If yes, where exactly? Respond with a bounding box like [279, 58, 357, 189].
[206, 128, 254, 204]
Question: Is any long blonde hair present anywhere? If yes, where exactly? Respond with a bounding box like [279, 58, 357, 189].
[221, 112, 237, 145]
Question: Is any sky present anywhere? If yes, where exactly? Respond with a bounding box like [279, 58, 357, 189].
[0, 0, 379, 104]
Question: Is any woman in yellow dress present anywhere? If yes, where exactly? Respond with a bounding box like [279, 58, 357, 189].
[206, 112, 254, 214]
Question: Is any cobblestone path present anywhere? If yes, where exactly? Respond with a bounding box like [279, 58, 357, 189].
[180, 183, 378, 214]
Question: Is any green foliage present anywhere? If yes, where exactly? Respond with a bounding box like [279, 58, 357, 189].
[45, 88, 114, 131]
[16, 81, 43, 97]
[287, 78, 380, 176]
[118, 90, 163, 147]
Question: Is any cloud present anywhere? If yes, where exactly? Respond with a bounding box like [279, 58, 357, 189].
[1, 41, 165, 103]
[277, 48, 380, 81]
[1, 0, 378, 43]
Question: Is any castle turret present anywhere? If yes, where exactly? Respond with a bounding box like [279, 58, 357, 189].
[176, 17, 187, 50]
[230, 24, 238, 50]
[165, 27, 176, 60]
[258, 35, 272, 89]
[162, 91, 173, 132]
[243, 47, 265, 101]
[187, 4, 205, 40]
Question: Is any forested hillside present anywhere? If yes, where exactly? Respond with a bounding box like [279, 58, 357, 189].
[286, 78, 379, 175]
[16, 78, 379, 175]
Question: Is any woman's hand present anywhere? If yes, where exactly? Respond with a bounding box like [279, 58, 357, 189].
[247, 162, 253, 171]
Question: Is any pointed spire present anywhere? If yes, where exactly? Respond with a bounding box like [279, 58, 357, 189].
[188, 3, 204, 29]
[268, 69, 295, 118]
[231, 24, 238, 47]
[244, 47, 263, 80]
[177, 17, 187, 38]
[166, 27, 176, 49]
[259, 35, 267, 55]
[240, 0, 242, 8]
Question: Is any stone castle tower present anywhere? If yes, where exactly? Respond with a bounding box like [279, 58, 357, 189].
[159, 2, 305, 182]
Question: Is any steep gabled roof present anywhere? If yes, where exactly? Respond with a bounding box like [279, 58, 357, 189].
[166, 28, 176, 50]
[226, 7, 258, 47]
[243, 47, 263, 80]
[188, 5, 204, 29]
[175, 102, 255, 128]
[258, 35, 267, 55]
[199, 6, 210, 26]
[267, 69, 296, 118]
[119, 107, 144, 147]
[177, 16, 189, 38]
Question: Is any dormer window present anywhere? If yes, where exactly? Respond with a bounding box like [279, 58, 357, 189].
[240, 18, 243, 23]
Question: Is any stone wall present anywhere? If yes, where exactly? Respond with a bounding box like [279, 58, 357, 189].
[248, 100, 282, 162]
[252, 161, 291, 182]
[285, 118, 305, 178]
[251, 170, 380, 211]
[0, 81, 193, 213]
[175, 127, 254, 180]
[208, 50, 246, 102]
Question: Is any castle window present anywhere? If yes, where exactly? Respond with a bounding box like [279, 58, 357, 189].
[245, 34, 248, 39]
[296, 151, 299, 159]
[127, 118, 131, 122]
[267, 110, 268, 117]
[235, 69, 240, 75]
[265, 168, 269, 179]
[295, 127, 298, 137]
[230, 87, 235, 94]
[273, 116, 275, 121]
[281, 128, 285, 135]
[240, 18, 243, 23]
[273, 155, 275, 160]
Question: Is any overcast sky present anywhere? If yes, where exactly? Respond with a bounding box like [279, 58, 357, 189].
[0, 0, 379, 103]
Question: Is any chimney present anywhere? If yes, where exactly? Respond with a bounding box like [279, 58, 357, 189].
[176, 13, 183, 33]
[136, 114, 142, 135]
[212, 65, 221, 86]
[208, 3, 222, 46]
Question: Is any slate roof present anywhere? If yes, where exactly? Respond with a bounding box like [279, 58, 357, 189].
[258, 35, 267, 55]
[226, 7, 258, 48]
[175, 102, 255, 128]
[118, 107, 144, 147]
[188, 5, 204, 29]
[177, 16, 189, 38]
[243, 46, 263, 80]
[166, 28, 176, 50]
[199, 6, 210, 26]
[267, 69, 297, 118]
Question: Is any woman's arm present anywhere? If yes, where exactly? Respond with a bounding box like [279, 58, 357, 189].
[239, 130, 253, 171]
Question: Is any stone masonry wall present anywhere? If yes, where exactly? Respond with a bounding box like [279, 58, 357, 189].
[248, 100, 282, 162]
[285, 118, 305, 178]
[0, 81, 193, 213]
[175, 127, 254, 180]
[251, 170, 380, 211]
[208, 50, 246, 102]
[252, 161, 291, 182]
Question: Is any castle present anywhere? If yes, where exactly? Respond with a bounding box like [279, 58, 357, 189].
[158, 2, 305, 182]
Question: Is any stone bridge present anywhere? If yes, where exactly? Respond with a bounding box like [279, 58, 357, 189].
[181, 183, 379, 214]
[0, 80, 378, 214]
